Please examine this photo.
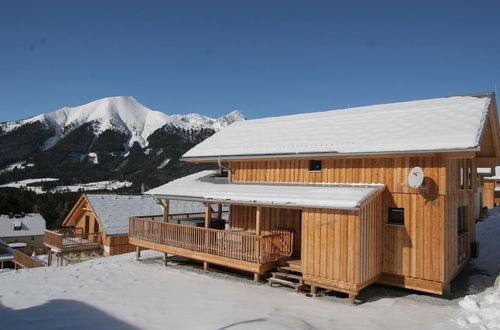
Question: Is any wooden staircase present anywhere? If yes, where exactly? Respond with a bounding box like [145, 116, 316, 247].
[268, 259, 303, 291]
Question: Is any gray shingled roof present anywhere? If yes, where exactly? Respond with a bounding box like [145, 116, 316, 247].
[0, 213, 46, 238]
[86, 194, 207, 236]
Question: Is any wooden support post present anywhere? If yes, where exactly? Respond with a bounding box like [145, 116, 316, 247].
[256, 206, 262, 263]
[135, 246, 141, 260]
[205, 203, 211, 229]
[163, 199, 170, 222]
[217, 204, 223, 221]
[204, 203, 211, 257]
[203, 261, 209, 270]
[348, 293, 356, 305]
[163, 252, 168, 266]
[255, 206, 262, 236]
[47, 250, 52, 266]
[254, 273, 260, 282]
[310, 285, 317, 296]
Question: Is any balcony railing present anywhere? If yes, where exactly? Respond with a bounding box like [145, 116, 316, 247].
[13, 249, 46, 269]
[129, 217, 293, 264]
[44, 228, 102, 252]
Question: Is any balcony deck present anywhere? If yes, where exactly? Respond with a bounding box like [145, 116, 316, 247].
[129, 217, 293, 275]
[44, 228, 102, 253]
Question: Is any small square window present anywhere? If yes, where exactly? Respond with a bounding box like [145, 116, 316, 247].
[309, 160, 322, 171]
[388, 208, 404, 225]
[30, 236, 35, 241]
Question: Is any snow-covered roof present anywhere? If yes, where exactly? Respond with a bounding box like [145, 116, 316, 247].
[0, 213, 46, 238]
[85, 194, 207, 236]
[182, 94, 493, 160]
[145, 171, 384, 210]
[485, 166, 500, 180]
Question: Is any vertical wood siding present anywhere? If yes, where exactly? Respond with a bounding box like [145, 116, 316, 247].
[230, 155, 473, 288]
[483, 180, 496, 209]
[231, 205, 302, 257]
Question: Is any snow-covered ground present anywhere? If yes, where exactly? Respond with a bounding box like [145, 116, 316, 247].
[50, 180, 132, 193]
[0, 178, 59, 193]
[0, 178, 131, 194]
[1, 213, 499, 329]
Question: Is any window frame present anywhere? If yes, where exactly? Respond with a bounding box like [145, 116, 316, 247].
[387, 207, 405, 226]
[308, 160, 322, 172]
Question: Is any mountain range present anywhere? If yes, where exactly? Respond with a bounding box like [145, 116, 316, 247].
[0, 96, 245, 191]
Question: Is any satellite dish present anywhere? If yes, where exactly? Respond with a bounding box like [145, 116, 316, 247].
[408, 167, 424, 189]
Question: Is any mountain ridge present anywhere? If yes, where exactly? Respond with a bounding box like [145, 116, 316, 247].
[0, 96, 246, 149]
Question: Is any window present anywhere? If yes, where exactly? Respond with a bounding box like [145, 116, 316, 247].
[458, 159, 473, 190]
[457, 206, 467, 235]
[84, 215, 90, 233]
[30, 236, 35, 241]
[388, 207, 404, 225]
[467, 159, 472, 190]
[94, 218, 99, 233]
[309, 160, 322, 171]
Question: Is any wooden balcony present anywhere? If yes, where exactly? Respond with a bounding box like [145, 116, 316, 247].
[129, 217, 293, 274]
[44, 228, 102, 253]
[13, 249, 46, 269]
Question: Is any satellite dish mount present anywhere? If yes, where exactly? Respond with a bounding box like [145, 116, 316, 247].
[408, 167, 427, 193]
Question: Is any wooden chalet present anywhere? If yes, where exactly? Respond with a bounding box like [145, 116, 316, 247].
[129, 93, 500, 303]
[478, 166, 500, 209]
[44, 194, 208, 265]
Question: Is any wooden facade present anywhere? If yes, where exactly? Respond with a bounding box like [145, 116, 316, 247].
[128, 95, 500, 302]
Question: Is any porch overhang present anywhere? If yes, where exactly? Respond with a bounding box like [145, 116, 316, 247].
[145, 170, 385, 210]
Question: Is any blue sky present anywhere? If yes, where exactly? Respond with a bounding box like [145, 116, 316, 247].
[1, 1, 500, 121]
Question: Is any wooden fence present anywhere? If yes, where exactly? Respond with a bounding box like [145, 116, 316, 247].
[129, 217, 293, 264]
[13, 249, 46, 269]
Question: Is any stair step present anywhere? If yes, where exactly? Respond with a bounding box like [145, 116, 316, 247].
[268, 277, 302, 289]
[271, 272, 303, 282]
[278, 266, 302, 274]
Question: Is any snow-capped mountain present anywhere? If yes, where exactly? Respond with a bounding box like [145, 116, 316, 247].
[1, 96, 246, 149]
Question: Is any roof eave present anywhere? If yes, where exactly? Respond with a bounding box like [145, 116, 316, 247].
[144, 188, 386, 211]
[181, 147, 480, 162]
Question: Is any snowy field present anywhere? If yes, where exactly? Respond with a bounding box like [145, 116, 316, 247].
[0, 214, 499, 329]
[0, 178, 132, 194]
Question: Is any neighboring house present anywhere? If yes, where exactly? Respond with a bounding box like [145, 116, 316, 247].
[44, 194, 210, 264]
[128, 93, 500, 303]
[0, 238, 13, 269]
[479, 166, 500, 209]
[0, 213, 46, 254]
